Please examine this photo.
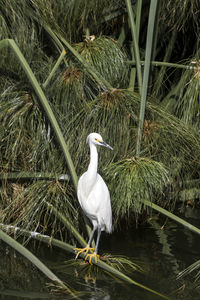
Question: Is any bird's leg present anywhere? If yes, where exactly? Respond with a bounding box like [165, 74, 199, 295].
[85, 225, 101, 265]
[94, 224, 101, 253]
[87, 225, 96, 247]
[74, 226, 96, 259]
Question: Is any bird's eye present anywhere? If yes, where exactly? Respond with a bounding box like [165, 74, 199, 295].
[95, 138, 99, 142]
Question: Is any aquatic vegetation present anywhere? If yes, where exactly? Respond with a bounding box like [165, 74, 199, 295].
[0, 0, 200, 298]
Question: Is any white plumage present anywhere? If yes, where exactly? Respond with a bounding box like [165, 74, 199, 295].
[74, 132, 113, 264]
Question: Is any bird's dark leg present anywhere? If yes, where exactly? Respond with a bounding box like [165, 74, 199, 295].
[87, 225, 97, 247]
[94, 224, 101, 254]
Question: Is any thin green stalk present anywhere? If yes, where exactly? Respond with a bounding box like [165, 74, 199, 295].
[129, 45, 137, 90]
[0, 229, 72, 293]
[0, 39, 78, 190]
[127, 59, 197, 70]
[43, 49, 66, 89]
[148, 0, 161, 91]
[125, 0, 142, 94]
[150, 0, 161, 62]
[43, 24, 69, 70]
[43, 24, 65, 53]
[135, 0, 142, 39]
[85, 28, 90, 39]
[128, 0, 142, 91]
[0, 172, 69, 181]
[136, 0, 158, 157]
[117, 25, 126, 48]
[143, 200, 200, 235]
[0, 224, 169, 299]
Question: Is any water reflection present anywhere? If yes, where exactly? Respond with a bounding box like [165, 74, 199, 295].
[1, 208, 200, 299]
[0, 242, 50, 299]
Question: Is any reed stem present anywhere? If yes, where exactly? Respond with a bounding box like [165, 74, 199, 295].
[136, 0, 158, 157]
[43, 49, 66, 89]
[125, 0, 142, 94]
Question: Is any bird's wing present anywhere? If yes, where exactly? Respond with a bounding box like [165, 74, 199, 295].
[88, 174, 112, 233]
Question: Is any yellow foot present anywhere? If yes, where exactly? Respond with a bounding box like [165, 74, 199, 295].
[85, 252, 100, 265]
[73, 245, 94, 260]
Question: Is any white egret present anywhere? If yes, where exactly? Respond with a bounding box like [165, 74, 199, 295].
[74, 133, 113, 264]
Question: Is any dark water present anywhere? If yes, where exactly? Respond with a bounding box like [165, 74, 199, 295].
[1, 206, 200, 300]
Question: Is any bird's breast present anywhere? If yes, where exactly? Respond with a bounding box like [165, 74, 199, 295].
[77, 173, 108, 207]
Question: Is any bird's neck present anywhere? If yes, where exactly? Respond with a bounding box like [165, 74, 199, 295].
[87, 142, 98, 184]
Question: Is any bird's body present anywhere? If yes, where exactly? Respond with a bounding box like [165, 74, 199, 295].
[74, 133, 113, 264]
[78, 171, 112, 234]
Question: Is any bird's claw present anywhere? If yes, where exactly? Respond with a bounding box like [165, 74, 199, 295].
[73, 246, 94, 260]
[85, 252, 100, 265]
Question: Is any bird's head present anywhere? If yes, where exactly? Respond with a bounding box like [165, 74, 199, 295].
[86, 133, 113, 150]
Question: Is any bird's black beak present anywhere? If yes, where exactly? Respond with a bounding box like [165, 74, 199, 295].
[100, 141, 113, 150]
